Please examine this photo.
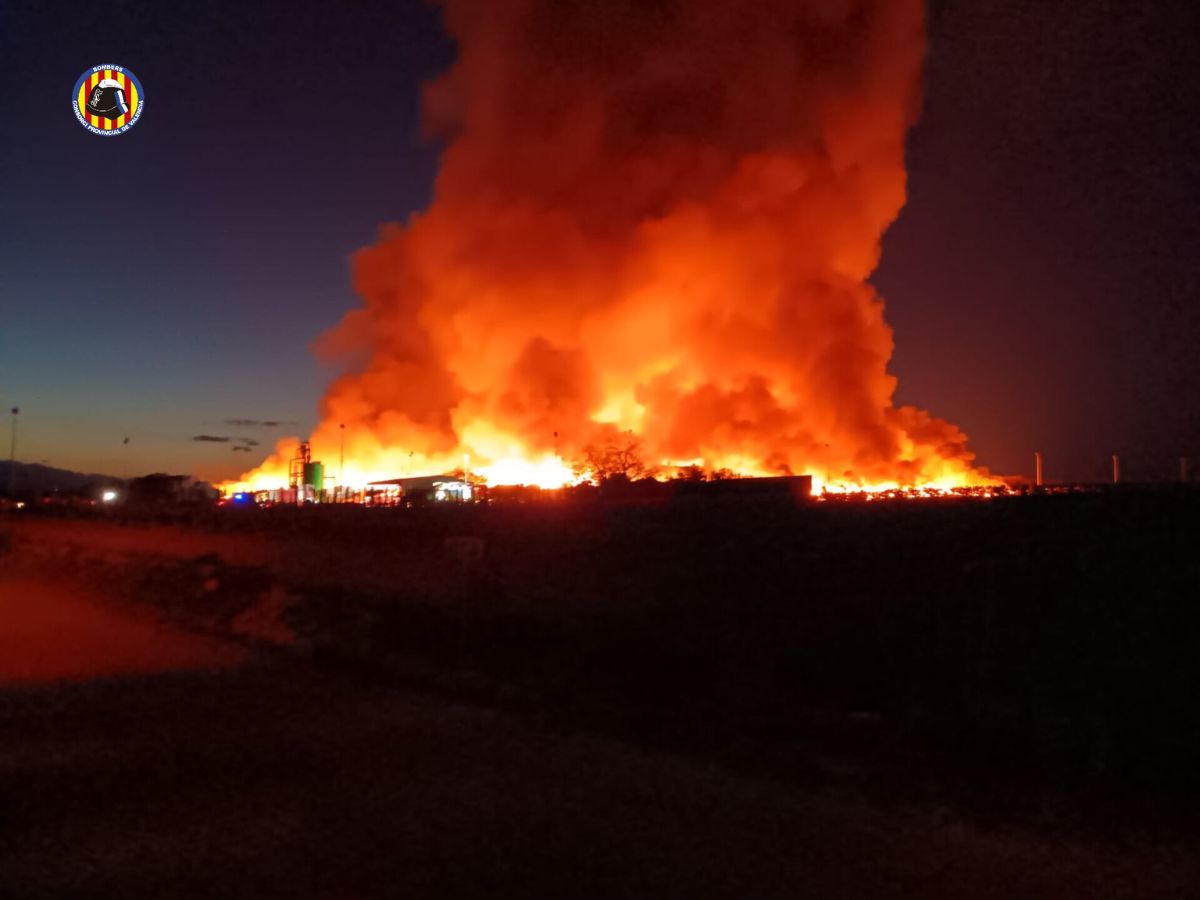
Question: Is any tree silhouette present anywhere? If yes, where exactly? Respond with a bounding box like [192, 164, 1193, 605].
[575, 432, 653, 484]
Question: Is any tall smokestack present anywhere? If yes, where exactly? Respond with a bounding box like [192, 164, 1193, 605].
[1112, 454, 1120, 485]
[233, 0, 989, 493]
[1035, 451, 1043, 487]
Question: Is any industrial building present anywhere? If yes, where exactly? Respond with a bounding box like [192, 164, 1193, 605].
[248, 441, 328, 505]
[366, 474, 475, 506]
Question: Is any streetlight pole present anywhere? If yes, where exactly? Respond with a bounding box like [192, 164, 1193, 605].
[8, 407, 18, 500]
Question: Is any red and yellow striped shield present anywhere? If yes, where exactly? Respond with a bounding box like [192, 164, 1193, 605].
[73, 66, 144, 135]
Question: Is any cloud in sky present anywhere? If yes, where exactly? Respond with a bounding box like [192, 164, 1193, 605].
[193, 434, 261, 451]
[224, 418, 299, 428]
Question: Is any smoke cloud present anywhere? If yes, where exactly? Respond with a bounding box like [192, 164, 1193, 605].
[237, 0, 983, 490]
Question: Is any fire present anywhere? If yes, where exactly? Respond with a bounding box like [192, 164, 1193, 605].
[225, 0, 994, 498]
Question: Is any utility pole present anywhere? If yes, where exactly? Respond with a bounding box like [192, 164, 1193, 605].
[8, 407, 18, 500]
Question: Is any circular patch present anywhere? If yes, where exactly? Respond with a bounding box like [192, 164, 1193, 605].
[73, 65, 144, 136]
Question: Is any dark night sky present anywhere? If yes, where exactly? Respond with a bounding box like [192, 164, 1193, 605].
[2, 0, 1197, 483]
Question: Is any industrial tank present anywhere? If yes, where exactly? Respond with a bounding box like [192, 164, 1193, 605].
[303, 461, 324, 493]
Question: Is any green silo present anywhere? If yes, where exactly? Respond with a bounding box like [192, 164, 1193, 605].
[303, 461, 325, 493]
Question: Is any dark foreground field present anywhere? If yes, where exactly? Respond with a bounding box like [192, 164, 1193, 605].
[2, 490, 1198, 896]
[4, 662, 1195, 899]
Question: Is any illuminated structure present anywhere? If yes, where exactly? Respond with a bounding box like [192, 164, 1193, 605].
[367, 474, 474, 507]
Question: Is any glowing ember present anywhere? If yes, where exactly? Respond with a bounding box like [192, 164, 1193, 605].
[225, 0, 994, 498]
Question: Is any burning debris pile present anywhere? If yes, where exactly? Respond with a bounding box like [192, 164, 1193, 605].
[232, 0, 988, 494]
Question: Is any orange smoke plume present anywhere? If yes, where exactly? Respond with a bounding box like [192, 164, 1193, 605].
[231, 0, 987, 494]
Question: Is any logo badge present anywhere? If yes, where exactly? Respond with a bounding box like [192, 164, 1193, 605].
[73, 65, 144, 135]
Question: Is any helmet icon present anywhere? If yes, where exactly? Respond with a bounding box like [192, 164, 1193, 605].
[86, 77, 129, 120]
[74, 66, 144, 135]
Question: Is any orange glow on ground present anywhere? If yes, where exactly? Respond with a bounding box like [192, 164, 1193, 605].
[0, 578, 242, 684]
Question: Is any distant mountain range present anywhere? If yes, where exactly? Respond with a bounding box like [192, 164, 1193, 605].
[0, 461, 123, 496]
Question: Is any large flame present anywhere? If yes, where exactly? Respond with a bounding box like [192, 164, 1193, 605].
[227, 0, 990, 496]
